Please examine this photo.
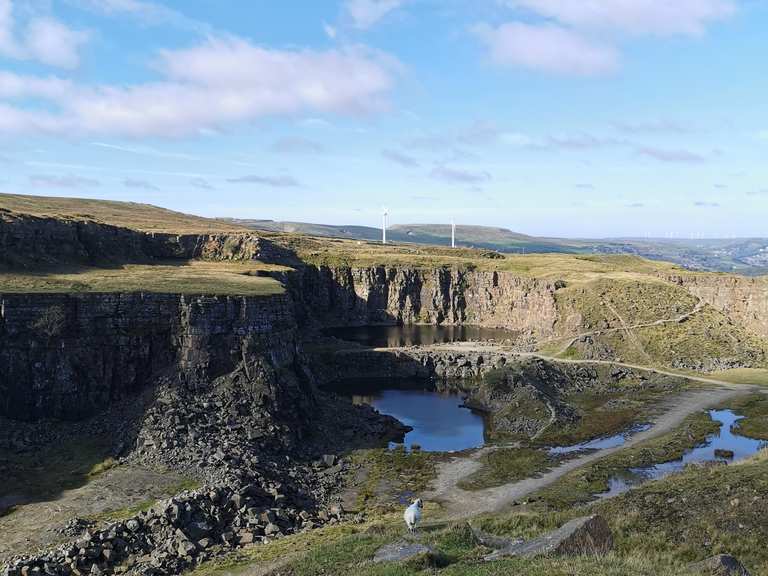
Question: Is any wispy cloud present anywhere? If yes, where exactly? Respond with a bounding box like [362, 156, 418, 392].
[71, 0, 212, 34]
[507, 0, 736, 36]
[430, 165, 491, 184]
[227, 175, 300, 188]
[694, 200, 720, 207]
[627, 202, 645, 208]
[91, 141, 199, 160]
[473, 22, 618, 76]
[613, 119, 693, 134]
[30, 174, 100, 188]
[271, 137, 325, 155]
[344, 0, 406, 30]
[637, 146, 707, 164]
[575, 183, 594, 190]
[124, 178, 159, 190]
[190, 177, 214, 190]
[382, 148, 420, 167]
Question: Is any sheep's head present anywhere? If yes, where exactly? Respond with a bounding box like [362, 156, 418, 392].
[414, 498, 423, 508]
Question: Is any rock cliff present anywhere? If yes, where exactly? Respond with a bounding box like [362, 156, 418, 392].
[0, 292, 299, 421]
[291, 265, 562, 338]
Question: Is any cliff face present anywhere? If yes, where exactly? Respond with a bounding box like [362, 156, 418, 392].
[665, 274, 768, 339]
[0, 292, 300, 421]
[293, 265, 562, 338]
[0, 212, 294, 267]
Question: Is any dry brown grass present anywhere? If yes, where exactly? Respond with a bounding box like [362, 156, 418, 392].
[0, 261, 288, 295]
[0, 193, 247, 233]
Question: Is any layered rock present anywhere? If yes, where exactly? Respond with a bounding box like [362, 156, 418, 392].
[292, 265, 562, 337]
[0, 292, 296, 421]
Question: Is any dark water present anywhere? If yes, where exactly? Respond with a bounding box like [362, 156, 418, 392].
[323, 324, 516, 348]
[600, 410, 767, 498]
[548, 423, 653, 455]
[328, 379, 486, 452]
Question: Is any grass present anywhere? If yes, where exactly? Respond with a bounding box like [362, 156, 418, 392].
[0, 192, 246, 233]
[595, 449, 768, 574]
[709, 367, 768, 386]
[0, 260, 288, 295]
[457, 448, 556, 491]
[720, 394, 768, 440]
[350, 447, 439, 512]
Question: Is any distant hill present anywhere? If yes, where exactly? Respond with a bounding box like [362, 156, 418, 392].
[231, 219, 768, 275]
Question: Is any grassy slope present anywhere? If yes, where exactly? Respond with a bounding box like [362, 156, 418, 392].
[0, 261, 287, 295]
[0, 193, 245, 233]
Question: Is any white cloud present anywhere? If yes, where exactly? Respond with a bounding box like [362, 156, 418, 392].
[227, 174, 300, 188]
[431, 165, 491, 184]
[323, 21, 337, 39]
[473, 22, 618, 76]
[637, 146, 708, 163]
[30, 174, 100, 188]
[73, 0, 210, 33]
[508, 0, 735, 36]
[0, 37, 397, 138]
[0, 1, 89, 69]
[23, 18, 89, 69]
[345, 0, 405, 29]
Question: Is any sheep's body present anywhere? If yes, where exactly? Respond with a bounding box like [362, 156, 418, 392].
[404, 499, 423, 533]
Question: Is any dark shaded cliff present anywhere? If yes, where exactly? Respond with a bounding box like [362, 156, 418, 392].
[0, 292, 301, 421]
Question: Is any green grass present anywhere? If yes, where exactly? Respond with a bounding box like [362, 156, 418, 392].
[0, 261, 288, 295]
[720, 394, 768, 440]
[709, 368, 768, 386]
[457, 448, 555, 491]
[350, 447, 439, 512]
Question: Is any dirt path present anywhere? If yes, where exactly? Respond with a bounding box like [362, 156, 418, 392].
[425, 385, 753, 521]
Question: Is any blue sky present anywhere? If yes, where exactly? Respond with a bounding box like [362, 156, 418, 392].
[0, 0, 766, 238]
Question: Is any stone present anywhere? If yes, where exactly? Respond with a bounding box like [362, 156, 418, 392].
[372, 541, 439, 565]
[321, 454, 336, 467]
[484, 515, 613, 561]
[688, 554, 751, 575]
[715, 449, 735, 459]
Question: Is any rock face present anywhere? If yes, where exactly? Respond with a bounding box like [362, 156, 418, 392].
[292, 265, 562, 337]
[688, 554, 752, 576]
[483, 515, 613, 561]
[0, 292, 297, 420]
[665, 273, 768, 340]
[0, 212, 295, 268]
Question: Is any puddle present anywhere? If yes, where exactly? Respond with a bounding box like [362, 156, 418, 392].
[323, 324, 517, 348]
[548, 423, 653, 455]
[327, 378, 486, 452]
[600, 409, 767, 498]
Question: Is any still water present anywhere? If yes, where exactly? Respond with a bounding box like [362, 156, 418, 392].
[324, 324, 516, 348]
[328, 379, 486, 452]
[601, 410, 767, 498]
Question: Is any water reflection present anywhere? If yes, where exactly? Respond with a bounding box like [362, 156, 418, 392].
[323, 324, 516, 348]
[600, 410, 767, 498]
[548, 423, 653, 455]
[329, 378, 486, 452]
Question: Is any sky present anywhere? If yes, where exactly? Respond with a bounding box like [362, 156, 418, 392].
[0, 0, 766, 238]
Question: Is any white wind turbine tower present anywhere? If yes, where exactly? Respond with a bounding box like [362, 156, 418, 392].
[382, 207, 389, 245]
[451, 219, 456, 248]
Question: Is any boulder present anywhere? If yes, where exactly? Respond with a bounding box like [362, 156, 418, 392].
[373, 541, 439, 566]
[688, 554, 751, 575]
[484, 515, 613, 561]
[714, 449, 735, 460]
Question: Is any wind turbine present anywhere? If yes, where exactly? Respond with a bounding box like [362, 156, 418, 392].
[382, 207, 389, 245]
[451, 219, 456, 248]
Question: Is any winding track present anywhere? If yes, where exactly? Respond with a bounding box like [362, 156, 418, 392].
[425, 382, 753, 521]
